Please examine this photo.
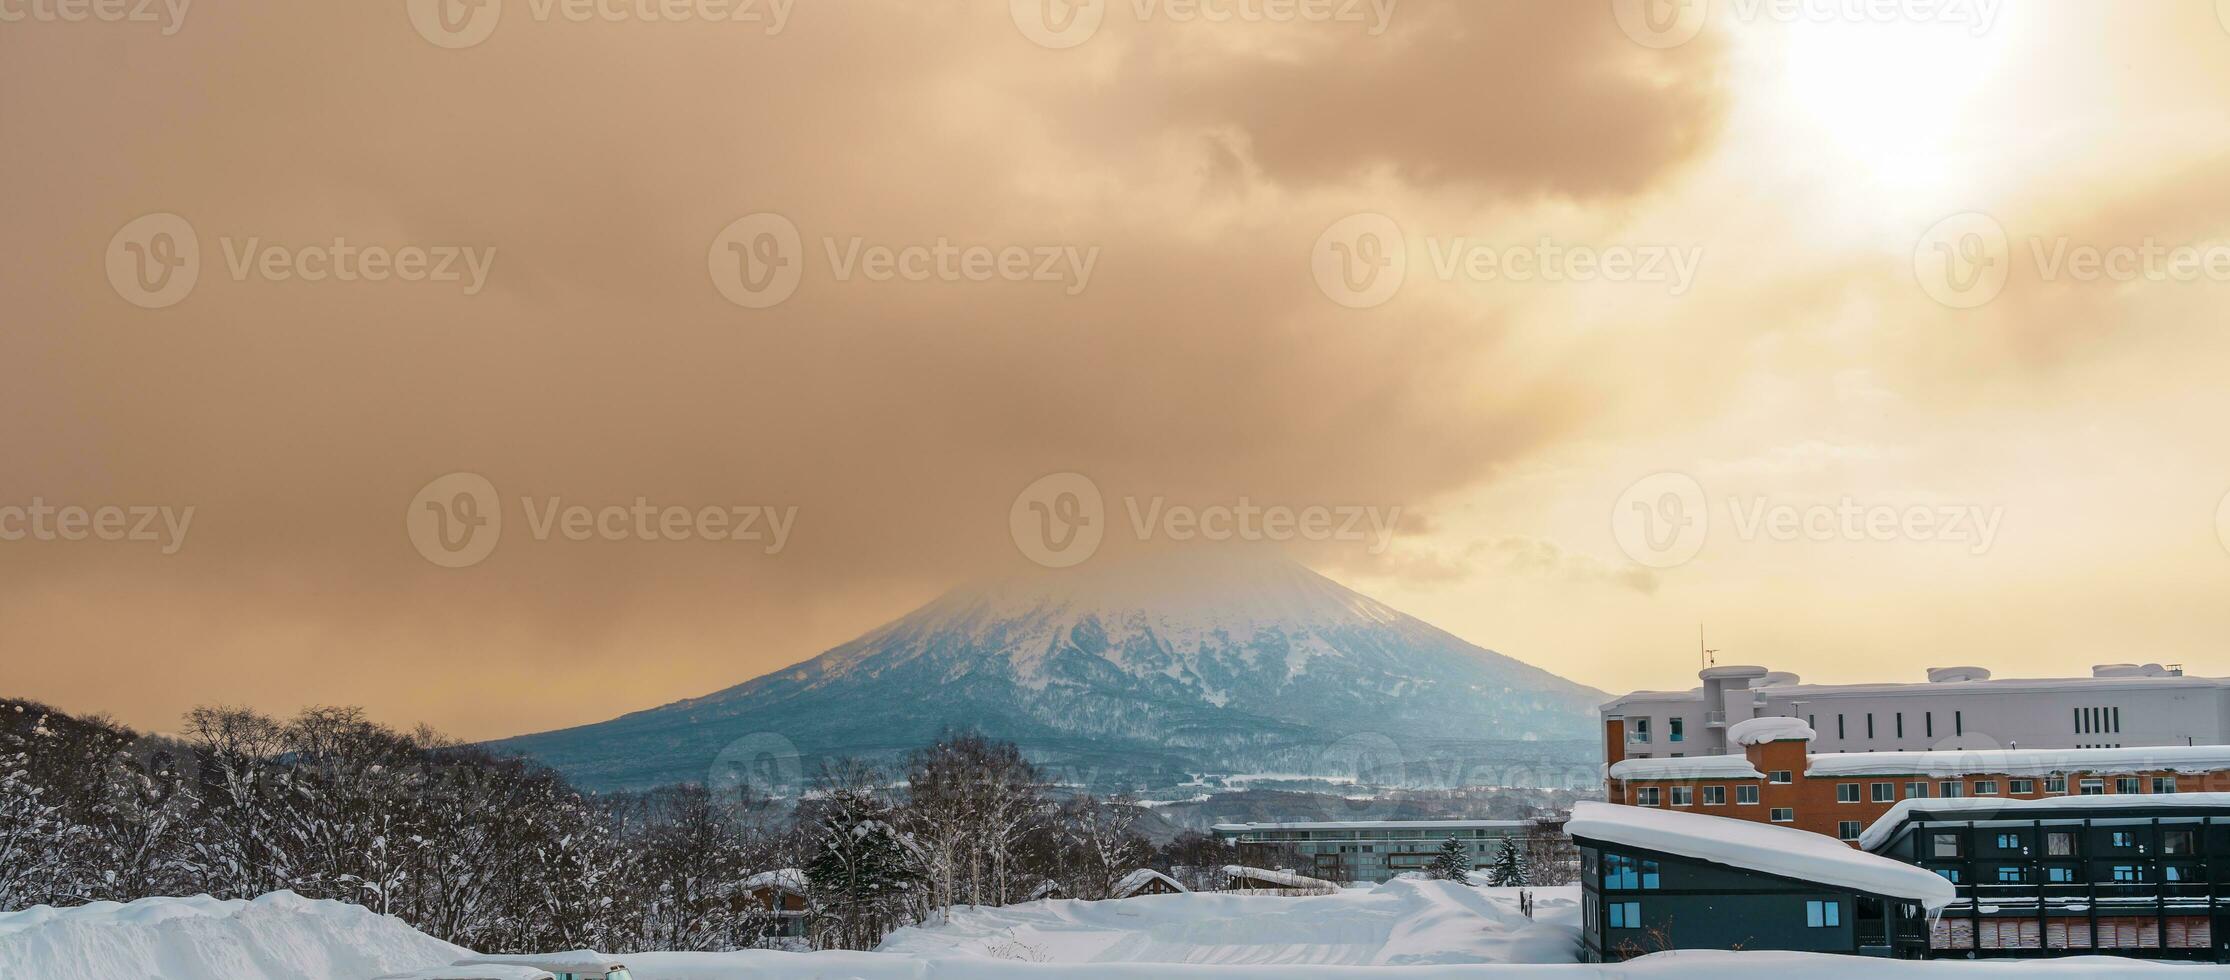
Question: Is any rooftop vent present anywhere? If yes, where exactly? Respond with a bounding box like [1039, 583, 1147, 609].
[1926, 666, 1992, 683]
[2093, 663, 2179, 678]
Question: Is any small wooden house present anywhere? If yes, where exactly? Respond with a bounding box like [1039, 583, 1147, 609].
[1112, 868, 1190, 899]
[740, 868, 810, 940]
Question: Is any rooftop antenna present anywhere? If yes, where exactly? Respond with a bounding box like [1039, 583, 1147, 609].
[1699, 625, 1719, 669]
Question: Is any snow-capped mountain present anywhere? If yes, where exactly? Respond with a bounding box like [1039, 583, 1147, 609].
[493, 552, 1608, 793]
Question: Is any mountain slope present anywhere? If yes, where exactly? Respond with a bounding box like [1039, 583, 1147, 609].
[493, 553, 1608, 793]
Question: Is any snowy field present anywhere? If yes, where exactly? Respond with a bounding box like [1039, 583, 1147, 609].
[0, 884, 2213, 979]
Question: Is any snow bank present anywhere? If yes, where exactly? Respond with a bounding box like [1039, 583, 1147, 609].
[875, 878, 1580, 967]
[1726, 716, 1814, 747]
[1566, 802, 1955, 906]
[0, 891, 466, 980]
[1857, 791, 2230, 849]
[1808, 744, 2230, 779]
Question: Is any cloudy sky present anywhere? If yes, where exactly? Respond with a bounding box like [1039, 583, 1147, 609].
[4, 1, 2229, 740]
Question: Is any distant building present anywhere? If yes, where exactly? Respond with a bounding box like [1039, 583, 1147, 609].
[1568, 801, 1954, 962]
[1602, 663, 2226, 767]
[1220, 865, 1339, 895]
[738, 869, 808, 940]
[1608, 716, 2230, 844]
[1111, 868, 1189, 899]
[1210, 820, 1528, 883]
[1862, 793, 2230, 960]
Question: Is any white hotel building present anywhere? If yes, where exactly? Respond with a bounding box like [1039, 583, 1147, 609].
[1602, 663, 2230, 766]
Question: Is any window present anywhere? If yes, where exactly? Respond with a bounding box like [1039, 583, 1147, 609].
[1939, 781, 1965, 799]
[1837, 783, 1860, 803]
[1995, 866, 2026, 884]
[1995, 833, 2021, 849]
[1669, 718, 1684, 743]
[2010, 778, 2035, 795]
[2115, 777, 2140, 795]
[1974, 779, 1999, 796]
[1768, 770, 1793, 784]
[1736, 785, 1759, 805]
[2165, 830, 2195, 855]
[1895, 712, 1904, 738]
[2166, 865, 2193, 883]
[1925, 712, 1934, 738]
[1866, 714, 1875, 739]
[1805, 900, 1841, 928]
[1635, 787, 1662, 806]
[1670, 786, 1693, 807]
[1701, 785, 1725, 805]
[2046, 832, 2074, 856]
[1932, 833, 1962, 857]
[1871, 782, 1895, 803]
[1935, 868, 1962, 884]
[2111, 865, 2143, 883]
[1607, 901, 1642, 928]
[1955, 711, 1963, 736]
[1631, 718, 1651, 743]
[2154, 777, 2178, 794]
[1837, 714, 1846, 739]
[1604, 854, 1661, 890]
[1905, 781, 1930, 799]
[1770, 807, 1795, 823]
[2046, 866, 2077, 883]
[1838, 820, 1863, 841]
[2109, 831, 2137, 849]
[2045, 775, 2067, 794]
[2079, 778, 2105, 795]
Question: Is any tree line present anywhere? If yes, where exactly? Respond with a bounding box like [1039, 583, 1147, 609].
[0, 698, 1266, 952]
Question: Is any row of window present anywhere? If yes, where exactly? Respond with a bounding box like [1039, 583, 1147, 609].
[1598, 898, 1839, 931]
[1933, 828, 2199, 858]
[1635, 775, 2180, 810]
[1817, 710, 1962, 743]
[1631, 702, 2132, 748]
[2077, 705, 2122, 735]
[1932, 863, 2201, 885]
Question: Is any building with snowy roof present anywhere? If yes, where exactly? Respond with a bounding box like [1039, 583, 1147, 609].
[1111, 868, 1189, 899]
[737, 869, 808, 940]
[1210, 819, 1529, 883]
[1219, 865, 1339, 895]
[1602, 662, 2228, 769]
[1567, 800, 1954, 962]
[1607, 717, 2230, 845]
[1860, 792, 2230, 960]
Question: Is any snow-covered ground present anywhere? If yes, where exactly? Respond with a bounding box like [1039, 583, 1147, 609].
[0, 883, 2208, 979]
[0, 891, 466, 980]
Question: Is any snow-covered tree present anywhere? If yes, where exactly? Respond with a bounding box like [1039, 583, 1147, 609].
[1425, 835, 1471, 884]
[804, 763, 918, 950]
[1487, 836, 1528, 887]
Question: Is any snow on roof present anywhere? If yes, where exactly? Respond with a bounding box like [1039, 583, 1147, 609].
[1858, 791, 2230, 850]
[1113, 868, 1190, 898]
[1566, 802, 1956, 908]
[1808, 744, 2230, 779]
[1210, 819, 1526, 832]
[375, 967, 553, 980]
[1727, 716, 1815, 747]
[1608, 755, 1765, 781]
[1221, 865, 1337, 890]
[741, 869, 807, 894]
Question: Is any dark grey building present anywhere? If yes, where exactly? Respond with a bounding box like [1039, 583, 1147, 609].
[1568, 801, 1950, 962]
[1860, 793, 2230, 960]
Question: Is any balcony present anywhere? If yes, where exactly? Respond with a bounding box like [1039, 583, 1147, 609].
[1705, 710, 1727, 728]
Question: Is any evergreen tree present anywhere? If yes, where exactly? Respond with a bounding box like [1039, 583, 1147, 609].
[1424, 835, 1470, 884]
[804, 773, 919, 950]
[1488, 836, 1528, 887]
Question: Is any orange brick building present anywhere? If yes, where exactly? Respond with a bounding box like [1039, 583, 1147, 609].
[1606, 717, 2230, 844]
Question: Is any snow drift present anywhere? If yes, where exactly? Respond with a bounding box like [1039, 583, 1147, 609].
[0, 891, 465, 980]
